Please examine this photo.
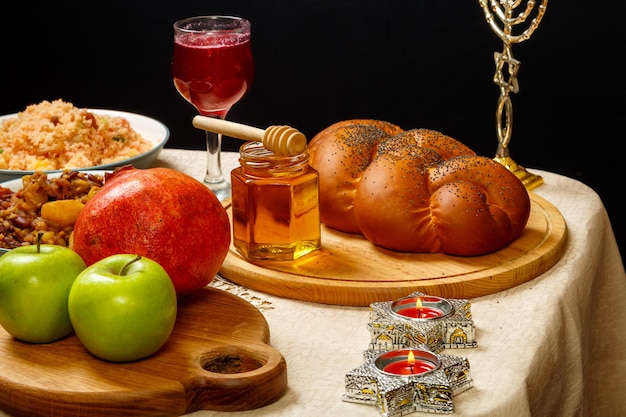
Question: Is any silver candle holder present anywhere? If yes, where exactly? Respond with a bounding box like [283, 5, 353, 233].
[343, 292, 476, 416]
[344, 349, 472, 416]
[369, 292, 477, 353]
[479, 0, 548, 190]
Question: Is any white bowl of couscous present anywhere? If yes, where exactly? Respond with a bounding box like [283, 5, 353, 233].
[0, 100, 169, 182]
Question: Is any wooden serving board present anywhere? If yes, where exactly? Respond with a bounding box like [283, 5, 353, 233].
[0, 287, 287, 417]
[219, 192, 568, 306]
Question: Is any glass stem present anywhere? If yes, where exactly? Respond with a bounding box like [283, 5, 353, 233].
[200, 113, 231, 202]
[204, 123, 224, 184]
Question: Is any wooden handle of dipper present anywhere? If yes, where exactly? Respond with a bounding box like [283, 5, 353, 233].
[192, 116, 307, 156]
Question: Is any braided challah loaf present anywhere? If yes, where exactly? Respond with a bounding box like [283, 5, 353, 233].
[308, 119, 531, 255]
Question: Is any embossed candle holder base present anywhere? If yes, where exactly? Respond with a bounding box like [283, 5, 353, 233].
[494, 154, 544, 191]
[369, 292, 477, 353]
[343, 349, 472, 416]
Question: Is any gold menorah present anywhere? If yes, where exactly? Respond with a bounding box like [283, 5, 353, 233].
[479, 0, 548, 190]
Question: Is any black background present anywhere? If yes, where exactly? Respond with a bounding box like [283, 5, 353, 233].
[3, 1, 625, 258]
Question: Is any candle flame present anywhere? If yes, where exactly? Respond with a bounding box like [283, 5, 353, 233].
[408, 350, 415, 365]
[415, 297, 423, 310]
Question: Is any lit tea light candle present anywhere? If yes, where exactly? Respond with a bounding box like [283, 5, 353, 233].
[390, 295, 454, 320]
[374, 349, 440, 377]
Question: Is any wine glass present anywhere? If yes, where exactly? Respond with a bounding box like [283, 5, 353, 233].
[172, 15, 254, 201]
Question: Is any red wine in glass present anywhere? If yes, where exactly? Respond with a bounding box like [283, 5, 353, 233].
[172, 16, 254, 201]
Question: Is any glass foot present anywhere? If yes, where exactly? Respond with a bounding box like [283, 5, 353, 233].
[204, 178, 231, 203]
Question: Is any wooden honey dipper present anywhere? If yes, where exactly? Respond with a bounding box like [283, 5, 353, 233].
[192, 116, 307, 156]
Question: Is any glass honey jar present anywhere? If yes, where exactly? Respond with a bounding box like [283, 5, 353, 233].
[230, 141, 321, 261]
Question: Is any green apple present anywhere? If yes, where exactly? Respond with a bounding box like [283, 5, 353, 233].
[0, 244, 87, 343]
[68, 254, 177, 362]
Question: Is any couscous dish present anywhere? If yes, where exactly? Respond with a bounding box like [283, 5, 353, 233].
[0, 99, 153, 171]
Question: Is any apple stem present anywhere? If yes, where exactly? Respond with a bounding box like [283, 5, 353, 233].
[120, 255, 142, 276]
[36, 232, 43, 253]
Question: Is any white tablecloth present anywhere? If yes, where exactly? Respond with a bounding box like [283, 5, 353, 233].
[0, 151, 620, 417]
[139, 149, 626, 416]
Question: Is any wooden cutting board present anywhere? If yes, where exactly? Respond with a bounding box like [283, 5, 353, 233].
[219, 192, 567, 305]
[0, 287, 287, 417]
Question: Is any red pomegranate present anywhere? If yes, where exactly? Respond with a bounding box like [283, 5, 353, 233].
[72, 166, 231, 296]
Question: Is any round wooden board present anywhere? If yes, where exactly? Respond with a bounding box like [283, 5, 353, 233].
[219, 192, 568, 306]
[0, 287, 287, 417]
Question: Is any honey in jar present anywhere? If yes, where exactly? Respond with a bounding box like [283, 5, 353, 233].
[231, 141, 321, 261]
